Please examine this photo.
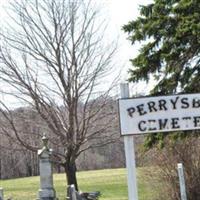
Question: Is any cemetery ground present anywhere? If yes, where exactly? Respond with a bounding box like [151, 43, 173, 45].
[0, 168, 162, 200]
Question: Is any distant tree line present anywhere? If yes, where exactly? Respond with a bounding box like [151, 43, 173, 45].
[0, 97, 127, 179]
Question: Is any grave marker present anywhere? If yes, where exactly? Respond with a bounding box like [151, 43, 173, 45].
[178, 163, 187, 200]
[0, 188, 3, 200]
[37, 134, 57, 200]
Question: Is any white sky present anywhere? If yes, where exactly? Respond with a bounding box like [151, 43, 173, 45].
[104, 0, 154, 95]
[0, 0, 153, 105]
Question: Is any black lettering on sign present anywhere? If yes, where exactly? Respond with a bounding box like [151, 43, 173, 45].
[136, 104, 147, 116]
[182, 117, 191, 128]
[127, 107, 135, 117]
[193, 116, 200, 127]
[181, 98, 189, 109]
[147, 101, 157, 112]
[158, 99, 167, 111]
[158, 119, 168, 130]
[193, 98, 200, 108]
[170, 96, 179, 109]
[148, 119, 157, 131]
[171, 118, 180, 129]
[138, 121, 146, 131]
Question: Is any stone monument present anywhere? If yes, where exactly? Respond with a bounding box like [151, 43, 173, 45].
[0, 188, 3, 200]
[37, 134, 57, 200]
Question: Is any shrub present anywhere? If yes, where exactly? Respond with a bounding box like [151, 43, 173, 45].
[147, 136, 200, 200]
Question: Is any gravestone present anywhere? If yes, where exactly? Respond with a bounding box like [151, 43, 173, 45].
[37, 134, 57, 200]
[0, 188, 3, 200]
[66, 185, 100, 200]
[67, 185, 78, 200]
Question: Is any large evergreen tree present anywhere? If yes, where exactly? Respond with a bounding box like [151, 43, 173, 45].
[123, 3, 200, 199]
[123, 0, 200, 147]
[123, 0, 200, 95]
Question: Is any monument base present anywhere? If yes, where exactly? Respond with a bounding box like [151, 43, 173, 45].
[37, 188, 57, 200]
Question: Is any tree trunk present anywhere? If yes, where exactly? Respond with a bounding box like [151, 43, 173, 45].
[64, 161, 79, 191]
[0, 158, 1, 179]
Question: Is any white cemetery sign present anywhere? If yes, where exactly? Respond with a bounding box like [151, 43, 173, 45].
[119, 85, 200, 200]
[119, 93, 200, 135]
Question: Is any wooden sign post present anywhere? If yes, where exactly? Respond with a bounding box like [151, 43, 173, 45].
[120, 83, 138, 200]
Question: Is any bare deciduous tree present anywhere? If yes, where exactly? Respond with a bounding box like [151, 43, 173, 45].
[0, 0, 118, 190]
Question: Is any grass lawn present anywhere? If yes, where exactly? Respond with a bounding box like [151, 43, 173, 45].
[0, 168, 160, 200]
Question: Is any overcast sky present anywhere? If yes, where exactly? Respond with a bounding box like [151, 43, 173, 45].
[105, 0, 153, 94]
[103, 1, 150, 66]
